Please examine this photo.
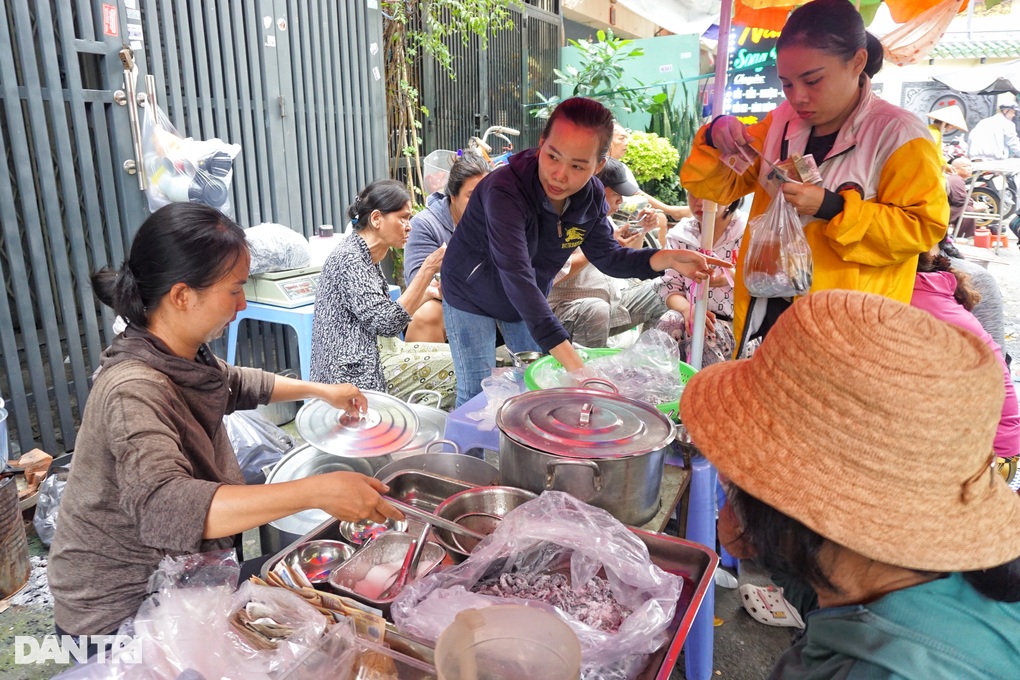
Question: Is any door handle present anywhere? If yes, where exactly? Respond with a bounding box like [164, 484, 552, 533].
[118, 47, 146, 191]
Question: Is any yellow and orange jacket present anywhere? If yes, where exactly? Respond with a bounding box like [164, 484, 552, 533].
[681, 82, 949, 351]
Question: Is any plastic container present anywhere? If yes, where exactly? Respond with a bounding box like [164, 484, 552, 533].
[523, 347, 697, 420]
[974, 227, 991, 248]
[423, 149, 457, 195]
[435, 605, 581, 680]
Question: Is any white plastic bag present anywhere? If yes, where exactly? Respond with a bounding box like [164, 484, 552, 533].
[392, 492, 683, 680]
[743, 191, 813, 298]
[55, 551, 328, 680]
[466, 368, 524, 430]
[245, 223, 311, 275]
[142, 102, 240, 216]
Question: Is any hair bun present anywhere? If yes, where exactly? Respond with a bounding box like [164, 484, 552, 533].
[864, 32, 884, 78]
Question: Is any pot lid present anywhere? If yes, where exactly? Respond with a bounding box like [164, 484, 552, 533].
[401, 402, 447, 452]
[295, 392, 419, 457]
[497, 388, 674, 459]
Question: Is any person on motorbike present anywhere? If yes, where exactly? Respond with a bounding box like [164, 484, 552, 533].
[968, 94, 1020, 234]
[968, 95, 1020, 162]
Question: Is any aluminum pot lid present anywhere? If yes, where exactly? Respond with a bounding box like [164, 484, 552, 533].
[295, 391, 419, 457]
[497, 388, 674, 459]
[400, 402, 446, 452]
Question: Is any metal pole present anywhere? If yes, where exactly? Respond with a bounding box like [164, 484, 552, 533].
[688, 200, 717, 371]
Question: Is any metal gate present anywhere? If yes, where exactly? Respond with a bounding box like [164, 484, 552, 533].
[418, 4, 561, 156]
[0, 0, 388, 456]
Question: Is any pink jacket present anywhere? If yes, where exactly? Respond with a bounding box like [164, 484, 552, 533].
[911, 271, 1020, 457]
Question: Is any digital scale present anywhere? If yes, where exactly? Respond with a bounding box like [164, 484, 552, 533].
[243, 265, 323, 308]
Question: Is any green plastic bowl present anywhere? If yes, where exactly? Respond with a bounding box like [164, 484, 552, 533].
[523, 347, 697, 420]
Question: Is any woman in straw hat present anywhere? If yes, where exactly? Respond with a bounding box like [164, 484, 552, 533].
[680, 289, 1020, 679]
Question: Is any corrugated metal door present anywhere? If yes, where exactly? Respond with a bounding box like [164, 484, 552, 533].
[0, 0, 387, 456]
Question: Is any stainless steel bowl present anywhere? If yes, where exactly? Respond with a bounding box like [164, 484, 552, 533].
[288, 540, 355, 584]
[338, 517, 408, 545]
[432, 486, 537, 560]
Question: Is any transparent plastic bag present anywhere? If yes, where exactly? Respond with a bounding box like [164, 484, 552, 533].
[391, 492, 683, 680]
[466, 368, 524, 430]
[142, 101, 240, 216]
[743, 191, 813, 298]
[582, 329, 684, 405]
[245, 223, 311, 275]
[57, 551, 328, 680]
[224, 410, 294, 484]
[530, 331, 684, 407]
[33, 466, 69, 546]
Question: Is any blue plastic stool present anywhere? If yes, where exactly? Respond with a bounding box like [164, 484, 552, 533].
[443, 391, 499, 458]
[226, 302, 315, 381]
[684, 453, 718, 680]
[716, 480, 738, 569]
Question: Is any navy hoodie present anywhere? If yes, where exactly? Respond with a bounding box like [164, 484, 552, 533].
[441, 149, 657, 351]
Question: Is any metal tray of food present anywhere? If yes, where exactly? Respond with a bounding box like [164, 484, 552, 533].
[327, 531, 446, 618]
[631, 527, 719, 679]
[382, 470, 477, 512]
[263, 518, 716, 678]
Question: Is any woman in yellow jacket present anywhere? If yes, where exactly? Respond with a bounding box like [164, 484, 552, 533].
[682, 0, 947, 354]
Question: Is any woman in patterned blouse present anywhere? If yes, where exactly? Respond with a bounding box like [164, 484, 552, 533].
[310, 180, 446, 392]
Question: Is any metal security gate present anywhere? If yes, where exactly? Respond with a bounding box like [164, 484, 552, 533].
[419, 4, 561, 155]
[0, 0, 388, 456]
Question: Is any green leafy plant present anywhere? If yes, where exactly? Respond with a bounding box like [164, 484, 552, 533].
[622, 130, 683, 206]
[532, 29, 651, 119]
[383, 1, 520, 201]
[621, 131, 680, 184]
[646, 80, 702, 203]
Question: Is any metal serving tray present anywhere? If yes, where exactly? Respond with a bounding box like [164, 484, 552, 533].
[382, 470, 476, 512]
[262, 520, 717, 678]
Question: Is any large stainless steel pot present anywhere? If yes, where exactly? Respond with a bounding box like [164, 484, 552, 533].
[497, 386, 674, 526]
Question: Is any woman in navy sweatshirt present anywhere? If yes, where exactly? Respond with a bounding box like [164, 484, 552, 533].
[441, 97, 729, 405]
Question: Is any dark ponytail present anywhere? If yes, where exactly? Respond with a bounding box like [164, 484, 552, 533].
[91, 203, 248, 328]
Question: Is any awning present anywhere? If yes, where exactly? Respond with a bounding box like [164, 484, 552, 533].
[929, 40, 1020, 60]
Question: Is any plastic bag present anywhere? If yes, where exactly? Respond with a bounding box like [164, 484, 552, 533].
[142, 101, 240, 216]
[743, 191, 813, 298]
[582, 329, 684, 405]
[466, 368, 524, 430]
[225, 410, 294, 484]
[881, 0, 962, 67]
[392, 491, 683, 680]
[56, 551, 328, 680]
[529, 331, 684, 407]
[33, 465, 69, 546]
[245, 223, 311, 275]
